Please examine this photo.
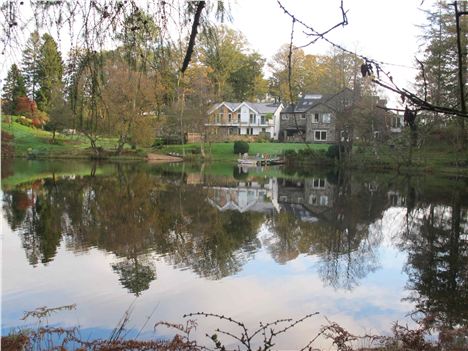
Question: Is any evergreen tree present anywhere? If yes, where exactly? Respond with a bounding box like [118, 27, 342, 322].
[22, 31, 42, 100]
[2, 64, 27, 114]
[416, 1, 467, 149]
[36, 33, 64, 113]
[416, 1, 460, 109]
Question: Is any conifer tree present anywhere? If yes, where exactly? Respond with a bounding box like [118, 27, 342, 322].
[36, 33, 64, 113]
[22, 31, 42, 100]
[2, 64, 27, 114]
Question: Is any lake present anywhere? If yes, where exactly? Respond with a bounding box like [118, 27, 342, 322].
[1, 159, 467, 349]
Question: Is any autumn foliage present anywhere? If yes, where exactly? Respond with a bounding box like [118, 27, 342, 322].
[13, 96, 49, 127]
[15, 96, 37, 117]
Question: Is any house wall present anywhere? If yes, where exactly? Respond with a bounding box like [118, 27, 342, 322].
[272, 108, 282, 140]
[305, 106, 337, 143]
[279, 113, 307, 130]
[207, 103, 282, 141]
[209, 105, 240, 124]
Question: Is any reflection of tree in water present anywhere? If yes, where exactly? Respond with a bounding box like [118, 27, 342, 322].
[401, 189, 468, 328]
[267, 172, 386, 290]
[157, 186, 262, 279]
[2, 180, 62, 266]
[2, 165, 263, 294]
[112, 253, 156, 296]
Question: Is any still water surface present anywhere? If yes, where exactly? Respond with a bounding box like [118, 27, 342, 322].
[2, 160, 467, 348]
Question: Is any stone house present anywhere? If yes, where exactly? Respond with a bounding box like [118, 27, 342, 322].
[279, 89, 355, 143]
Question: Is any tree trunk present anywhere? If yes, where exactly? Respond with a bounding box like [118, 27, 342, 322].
[115, 136, 126, 156]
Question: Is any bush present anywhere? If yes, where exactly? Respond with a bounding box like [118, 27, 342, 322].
[17, 116, 33, 128]
[326, 144, 344, 159]
[233, 140, 249, 154]
[152, 138, 164, 149]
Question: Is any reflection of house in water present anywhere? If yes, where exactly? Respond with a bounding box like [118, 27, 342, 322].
[277, 177, 334, 220]
[387, 190, 406, 207]
[205, 176, 335, 222]
[206, 178, 280, 213]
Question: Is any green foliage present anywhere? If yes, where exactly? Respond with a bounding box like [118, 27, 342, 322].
[22, 31, 41, 99]
[17, 116, 34, 128]
[326, 144, 344, 159]
[35, 33, 64, 113]
[416, 1, 461, 108]
[200, 25, 267, 100]
[2, 64, 27, 114]
[233, 140, 249, 154]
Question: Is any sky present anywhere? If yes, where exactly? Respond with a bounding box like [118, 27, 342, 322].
[227, 0, 435, 103]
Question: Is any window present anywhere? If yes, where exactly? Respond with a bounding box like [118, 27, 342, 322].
[261, 116, 266, 124]
[281, 114, 289, 120]
[320, 195, 329, 206]
[322, 113, 331, 123]
[392, 116, 401, 128]
[261, 128, 266, 133]
[249, 113, 256, 124]
[309, 195, 317, 205]
[313, 178, 325, 188]
[228, 113, 232, 122]
[340, 130, 347, 141]
[314, 130, 327, 141]
[300, 114, 306, 119]
[313, 113, 319, 123]
[215, 114, 222, 123]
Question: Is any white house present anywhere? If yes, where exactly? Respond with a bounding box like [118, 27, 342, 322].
[206, 101, 283, 140]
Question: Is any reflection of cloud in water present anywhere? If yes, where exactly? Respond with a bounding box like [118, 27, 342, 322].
[370, 206, 407, 247]
[2, 214, 415, 350]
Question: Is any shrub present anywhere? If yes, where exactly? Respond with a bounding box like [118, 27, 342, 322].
[152, 138, 164, 149]
[17, 116, 33, 128]
[326, 144, 344, 159]
[233, 140, 249, 154]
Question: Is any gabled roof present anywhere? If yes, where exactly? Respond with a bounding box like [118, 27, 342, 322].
[207, 102, 241, 114]
[243, 102, 283, 114]
[281, 88, 354, 114]
[208, 101, 283, 115]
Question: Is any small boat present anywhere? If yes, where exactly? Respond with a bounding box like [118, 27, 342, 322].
[237, 158, 259, 166]
[237, 154, 284, 166]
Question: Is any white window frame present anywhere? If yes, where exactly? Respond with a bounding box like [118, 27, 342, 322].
[314, 130, 327, 141]
[313, 113, 319, 123]
[228, 113, 232, 122]
[322, 113, 331, 123]
[313, 178, 325, 188]
[249, 113, 256, 124]
[320, 195, 328, 206]
[281, 114, 289, 120]
[309, 194, 317, 205]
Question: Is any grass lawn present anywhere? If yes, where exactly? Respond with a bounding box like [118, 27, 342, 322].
[160, 142, 327, 161]
[353, 141, 468, 174]
[1, 116, 140, 158]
